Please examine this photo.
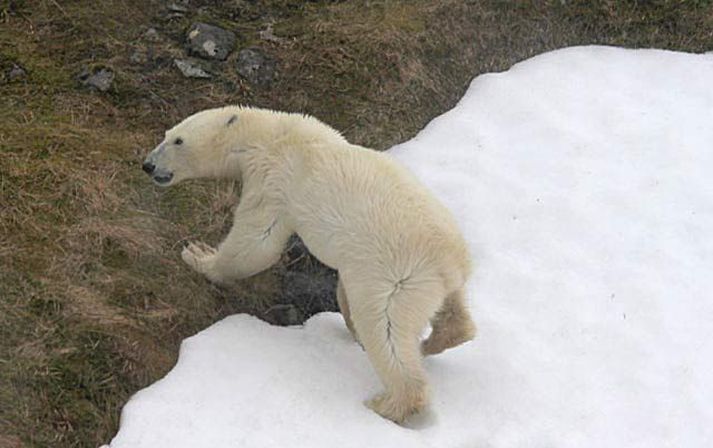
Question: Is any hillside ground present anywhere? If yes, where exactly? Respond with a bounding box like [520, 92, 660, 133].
[1, 1, 711, 446]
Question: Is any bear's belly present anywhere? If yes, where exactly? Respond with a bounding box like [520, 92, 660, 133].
[295, 229, 340, 270]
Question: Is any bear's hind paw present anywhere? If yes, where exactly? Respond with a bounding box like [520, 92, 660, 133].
[365, 391, 426, 424]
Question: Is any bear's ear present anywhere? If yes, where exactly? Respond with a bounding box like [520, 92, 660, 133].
[226, 114, 238, 126]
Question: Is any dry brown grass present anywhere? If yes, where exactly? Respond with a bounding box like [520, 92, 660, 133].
[1, 0, 712, 446]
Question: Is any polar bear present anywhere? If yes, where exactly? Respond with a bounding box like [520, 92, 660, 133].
[142, 106, 476, 423]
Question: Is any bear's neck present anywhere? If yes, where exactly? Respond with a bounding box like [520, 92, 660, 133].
[221, 110, 346, 184]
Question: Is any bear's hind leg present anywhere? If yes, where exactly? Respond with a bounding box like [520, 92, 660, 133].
[421, 287, 476, 356]
[336, 276, 359, 343]
[346, 277, 443, 423]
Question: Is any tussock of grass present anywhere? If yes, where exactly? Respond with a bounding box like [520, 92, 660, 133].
[1, 0, 712, 446]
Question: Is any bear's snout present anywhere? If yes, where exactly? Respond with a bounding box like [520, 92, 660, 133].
[142, 156, 174, 185]
[142, 161, 155, 175]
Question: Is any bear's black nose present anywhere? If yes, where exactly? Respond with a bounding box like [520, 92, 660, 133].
[142, 161, 155, 174]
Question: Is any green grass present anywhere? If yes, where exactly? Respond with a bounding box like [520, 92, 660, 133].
[1, 0, 712, 446]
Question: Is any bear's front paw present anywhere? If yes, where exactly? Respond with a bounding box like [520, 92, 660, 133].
[181, 241, 217, 276]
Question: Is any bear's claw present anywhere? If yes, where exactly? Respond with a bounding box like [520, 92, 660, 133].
[181, 241, 217, 275]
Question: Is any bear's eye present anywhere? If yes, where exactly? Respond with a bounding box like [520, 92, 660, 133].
[174, 137, 183, 145]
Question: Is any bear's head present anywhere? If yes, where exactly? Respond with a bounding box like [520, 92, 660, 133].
[142, 107, 242, 186]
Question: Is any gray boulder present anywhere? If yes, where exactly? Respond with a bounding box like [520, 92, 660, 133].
[236, 48, 276, 86]
[264, 304, 303, 326]
[276, 236, 338, 324]
[186, 23, 236, 60]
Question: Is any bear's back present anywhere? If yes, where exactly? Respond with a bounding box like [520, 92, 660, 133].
[287, 142, 470, 288]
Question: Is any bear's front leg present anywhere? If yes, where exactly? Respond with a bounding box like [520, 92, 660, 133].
[182, 197, 293, 284]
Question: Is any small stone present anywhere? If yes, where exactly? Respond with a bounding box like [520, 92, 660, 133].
[259, 23, 284, 43]
[144, 27, 160, 41]
[186, 23, 236, 60]
[264, 304, 303, 326]
[130, 50, 147, 64]
[166, 12, 186, 20]
[174, 59, 212, 79]
[236, 48, 276, 86]
[77, 67, 114, 92]
[167, 2, 189, 13]
[7, 64, 26, 81]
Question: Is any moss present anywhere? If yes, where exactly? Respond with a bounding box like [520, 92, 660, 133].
[22, 329, 134, 446]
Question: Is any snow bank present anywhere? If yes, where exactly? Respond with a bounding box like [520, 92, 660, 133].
[108, 46, 713, 448]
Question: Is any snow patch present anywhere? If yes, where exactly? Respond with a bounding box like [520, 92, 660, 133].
[108, 46, 713, 448]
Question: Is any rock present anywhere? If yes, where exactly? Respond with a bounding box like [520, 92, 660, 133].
[281, 269, 338, 317]
[164, 1, 189, 20]
[276, 235, 338, 323]
[77, 67, 114, 92]
[259, 23, 284, 43]
[130, 50, 147, 64]
[236, 48, 276, 86]
[174, 58, 212, 79]
[167, 3, 189, 14]
[186, 23, 236, 61]
[144, 27, 160, 42]
[7, 64, 26, 81]
[264, 304, 303, 326]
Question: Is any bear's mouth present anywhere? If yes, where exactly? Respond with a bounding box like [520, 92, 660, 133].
[152, 172, 174, 185]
